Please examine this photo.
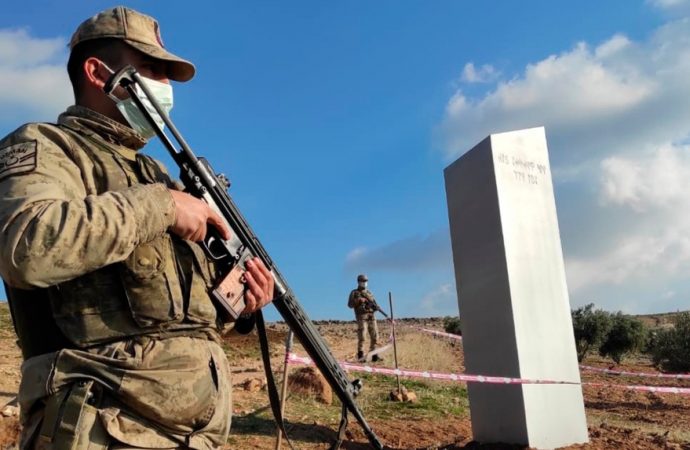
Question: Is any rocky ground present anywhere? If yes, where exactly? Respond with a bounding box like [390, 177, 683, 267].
[0, 306, 688, 449]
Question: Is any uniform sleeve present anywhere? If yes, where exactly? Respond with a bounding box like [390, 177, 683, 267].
[0, 126, 176, 289]
[348, 290, 356, 308]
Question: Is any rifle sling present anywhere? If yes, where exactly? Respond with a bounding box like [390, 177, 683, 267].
[256, 310, 351, 450]
[330, 404, 349, 450]
[256, 310, 296, 450]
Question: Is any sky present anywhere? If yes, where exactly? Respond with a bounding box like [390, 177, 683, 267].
[1, 1, 690, 321]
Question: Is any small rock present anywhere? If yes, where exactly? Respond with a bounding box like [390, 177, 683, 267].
[389, 387, 416, 403]
[288, 367, 333, 405]
[389, 390, 404, 402]
[242, 378, 264, 392]
[1, 405, 18, 417]
[402, 390, 417, 403]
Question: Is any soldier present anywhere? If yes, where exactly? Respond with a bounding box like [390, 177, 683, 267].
[0, 6, 275, 450]
[347, 274, 382, 362]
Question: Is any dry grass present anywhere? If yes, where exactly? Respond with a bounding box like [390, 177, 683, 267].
[0, 303, 13, 339]
[277, 325, 469, 422]
[382, 325, 464, 374]
[230, 325, 469, 427]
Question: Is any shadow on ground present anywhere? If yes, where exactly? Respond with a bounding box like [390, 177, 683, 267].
[231, 414, 527, 450]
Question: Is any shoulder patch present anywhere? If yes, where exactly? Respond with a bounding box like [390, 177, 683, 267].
[0, 141, 37, 180]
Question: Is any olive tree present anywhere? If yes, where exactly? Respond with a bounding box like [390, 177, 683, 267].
[598, 312, 647, 364]
[571, 303, 611, 362]
[443, 316, 462, 336]
[648, 312, 690, 372]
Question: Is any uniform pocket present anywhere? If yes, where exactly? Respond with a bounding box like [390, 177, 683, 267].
[50, 268, 138, 347]
[184, 241, 219, 325]
[36, 381, 108, 450]
[120, 234, 184, 327]
[116, 337, 219, 432]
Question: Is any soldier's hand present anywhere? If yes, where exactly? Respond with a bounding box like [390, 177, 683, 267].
[243, 257, 275, 314]
[169, 190, 231, 242]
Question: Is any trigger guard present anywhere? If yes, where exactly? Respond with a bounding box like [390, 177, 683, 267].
[201, 236, 226, 262]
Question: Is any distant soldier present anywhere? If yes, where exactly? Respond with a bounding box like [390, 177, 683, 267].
[347, 274, 382, 362]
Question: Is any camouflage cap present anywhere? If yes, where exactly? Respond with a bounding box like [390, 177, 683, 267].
[70, 6, 195, 82]
[357, 274, 368, 282]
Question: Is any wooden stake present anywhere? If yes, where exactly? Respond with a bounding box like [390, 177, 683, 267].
[275, 330, 294, 450]
[389, 291, 401, 393]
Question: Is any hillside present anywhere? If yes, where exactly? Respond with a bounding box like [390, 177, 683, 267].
[0, 302, 689, 449]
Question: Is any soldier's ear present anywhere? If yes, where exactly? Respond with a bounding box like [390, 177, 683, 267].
[83, 57, 110, 91]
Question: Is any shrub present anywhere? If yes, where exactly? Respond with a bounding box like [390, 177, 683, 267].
[648, 312, 690, 372]
[572, 303, 611, 362]
[443, 316, 462, 336]
[598, 312, 647, 364]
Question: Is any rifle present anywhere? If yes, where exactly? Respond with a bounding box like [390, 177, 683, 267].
[364, 298, 389, 319]
[104, 66, 384, 450]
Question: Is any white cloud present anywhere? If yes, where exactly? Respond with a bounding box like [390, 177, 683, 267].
[565, 144, 690, 294]
[647, 0, 690, 11]
[439, 18, 690, 313]
[0, 28, 71, 125]
[566, 230, 690, 293]
[460, 62, 499, 84]
[439, 20, 690, 169]
[600, 143, 690, 211]
[662, 290, 676, 299]
[420, 283, 456, 314]
[0, 29, 65, 67]
[345, 246, 367, 264]
[650, 0, 685, 6]
[343, 229, 452, 273]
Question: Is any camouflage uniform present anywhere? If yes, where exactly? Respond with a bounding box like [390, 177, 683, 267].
[347, 288, 379, 354]
[0, 7, 234, 450]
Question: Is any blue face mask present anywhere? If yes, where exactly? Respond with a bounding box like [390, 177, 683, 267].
[103, 63, 173, 140]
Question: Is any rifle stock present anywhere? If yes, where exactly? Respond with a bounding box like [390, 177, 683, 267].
[104, 66, 384, 450]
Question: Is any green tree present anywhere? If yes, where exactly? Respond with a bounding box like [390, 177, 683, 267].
[572, 303, 611, 362]
[648, 312, 690, 372]
[598, 313, 647, 364]
[443, 316, 462, 336]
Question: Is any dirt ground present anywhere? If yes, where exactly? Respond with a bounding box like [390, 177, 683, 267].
[0, 314, 688, 450]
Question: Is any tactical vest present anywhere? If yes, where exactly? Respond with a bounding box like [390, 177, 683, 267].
[350, 289, 375, 316]
[7, 123, 221, 356]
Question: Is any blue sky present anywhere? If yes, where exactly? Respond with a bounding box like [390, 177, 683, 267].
[1, 1, 689, 320]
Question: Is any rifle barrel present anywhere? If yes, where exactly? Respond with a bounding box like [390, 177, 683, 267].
[105, 66, 383, 450]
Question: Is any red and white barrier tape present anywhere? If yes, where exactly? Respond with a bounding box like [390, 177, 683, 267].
[583, 382, 690, 395]
[287, 353, 577, 386]
[328, 321, 690, 393]
[286, 353, 690, 395]
[364, 343, 392, 359]
[397, 327, 690, 380]
[389, 323, 463, 342]
[580, 365, 690, 380]
[407, 326, 463, 341]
